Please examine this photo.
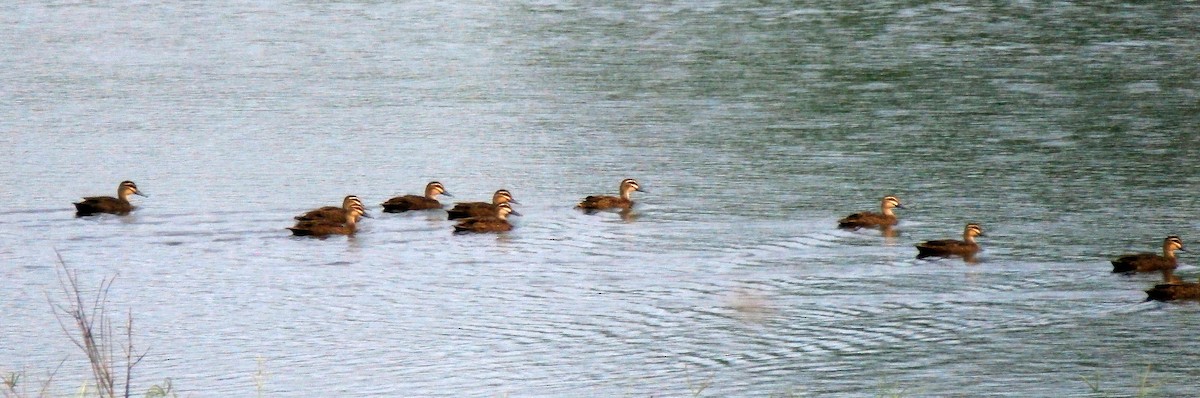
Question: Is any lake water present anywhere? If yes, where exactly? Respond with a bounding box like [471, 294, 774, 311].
[2, 1, 1199, 396]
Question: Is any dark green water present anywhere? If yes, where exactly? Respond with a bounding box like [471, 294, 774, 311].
[1, 2, 1198, 396]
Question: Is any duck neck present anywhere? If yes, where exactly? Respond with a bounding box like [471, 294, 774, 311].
[117, 189, 131, 203]
[962, 232, 976, 244]
[620, 186, 634, 201]
[1162, 247, 1176, 260]
[880, 205, 894, 217]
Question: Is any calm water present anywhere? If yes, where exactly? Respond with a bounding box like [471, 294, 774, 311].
[2, 1, 1199, 396]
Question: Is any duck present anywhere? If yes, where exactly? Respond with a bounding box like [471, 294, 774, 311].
[453, 202, 521, 233]
[1111, 236, 1186, 274]
[915, 223, 985, 260]
[381, 181, 452, 213]
[287, 203, 371, 237]
[1145, 270, 1200, 301]
[577, 178, 644, 212]
[294, 195, 364, 223]
[446, 189, 518, 220]
[74, 180, 148, 216]
[838, 196, 904, 229]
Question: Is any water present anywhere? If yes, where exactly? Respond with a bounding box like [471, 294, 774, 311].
[2, 1, 1199, 396]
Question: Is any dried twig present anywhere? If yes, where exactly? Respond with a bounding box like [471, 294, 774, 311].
[48, 251, 146, 398]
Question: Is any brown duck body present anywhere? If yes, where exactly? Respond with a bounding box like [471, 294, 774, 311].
[1112, 254, 1177, 273]
[837, 212, 896, 229]
[382, 182, 451, 213]
[74, 196, 135, 216]
[915, 239, 980, 258]
[838, 196, 903, 229]
[1111, 236, 1185, 273]
[74, 181, 147, 217]
[577, 178, 643, 212]
[288, 220, 358, 237]
[453, 217, 514, 233]
[381, 195, 442, 212]
[1146, 279, 1200, 301]
[577, 195, 633, 211]
[915, 223, 984, 259]
[295, 206, 351, 222]
[447, 203, 501, 219]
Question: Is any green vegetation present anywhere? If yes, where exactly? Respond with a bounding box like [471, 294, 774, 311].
[143, 379, 177, 398]
[1081, 365, 1160, 398]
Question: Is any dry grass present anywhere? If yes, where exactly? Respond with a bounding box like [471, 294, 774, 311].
[2, 253, 169, 398]
[49, 251, 147, 398]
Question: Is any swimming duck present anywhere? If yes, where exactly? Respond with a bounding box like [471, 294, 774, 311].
[1111, 236, 1186, 274]
[294, 195, 364, 223]
[74, 180, 148, 216]
[838, 196, 904, 229]
[577, 178, 644, 212]
[915, 223, 985, 259]
[447, 189, 518, 220]
[453, 202, 520, 233]
[381, 181, 452, 213]
[1145, 270, 1200, 301]
[287, 203, 371, 237]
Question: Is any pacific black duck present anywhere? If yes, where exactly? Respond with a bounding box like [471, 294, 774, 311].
[381, 181, 452, 213]
[577, 178, 644, 212]
[838, 195, 903, 229]
[1111, 236, 1185, 274]
[1145, 270, 1200, 301]
[915, 223, 985, 260]
[74, 180, 147, 216]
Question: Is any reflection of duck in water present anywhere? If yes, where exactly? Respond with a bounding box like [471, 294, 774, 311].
[453, 203, 520, 233]
[1111, 236, 1185, 274]
[294, 195, 364, 223]
[1146, 268, 1200, 301]
[288, 203, 370, 237]
[577, 178, 644, 213]
[74, 181, 148, 216]
[447, 189, 517, 220]
[381, 181, 452, 212]
[838, 196, 903, 230]
[915, 223, 984, 262]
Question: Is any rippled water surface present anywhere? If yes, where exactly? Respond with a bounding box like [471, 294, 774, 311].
[3, 1, 1199, 396]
